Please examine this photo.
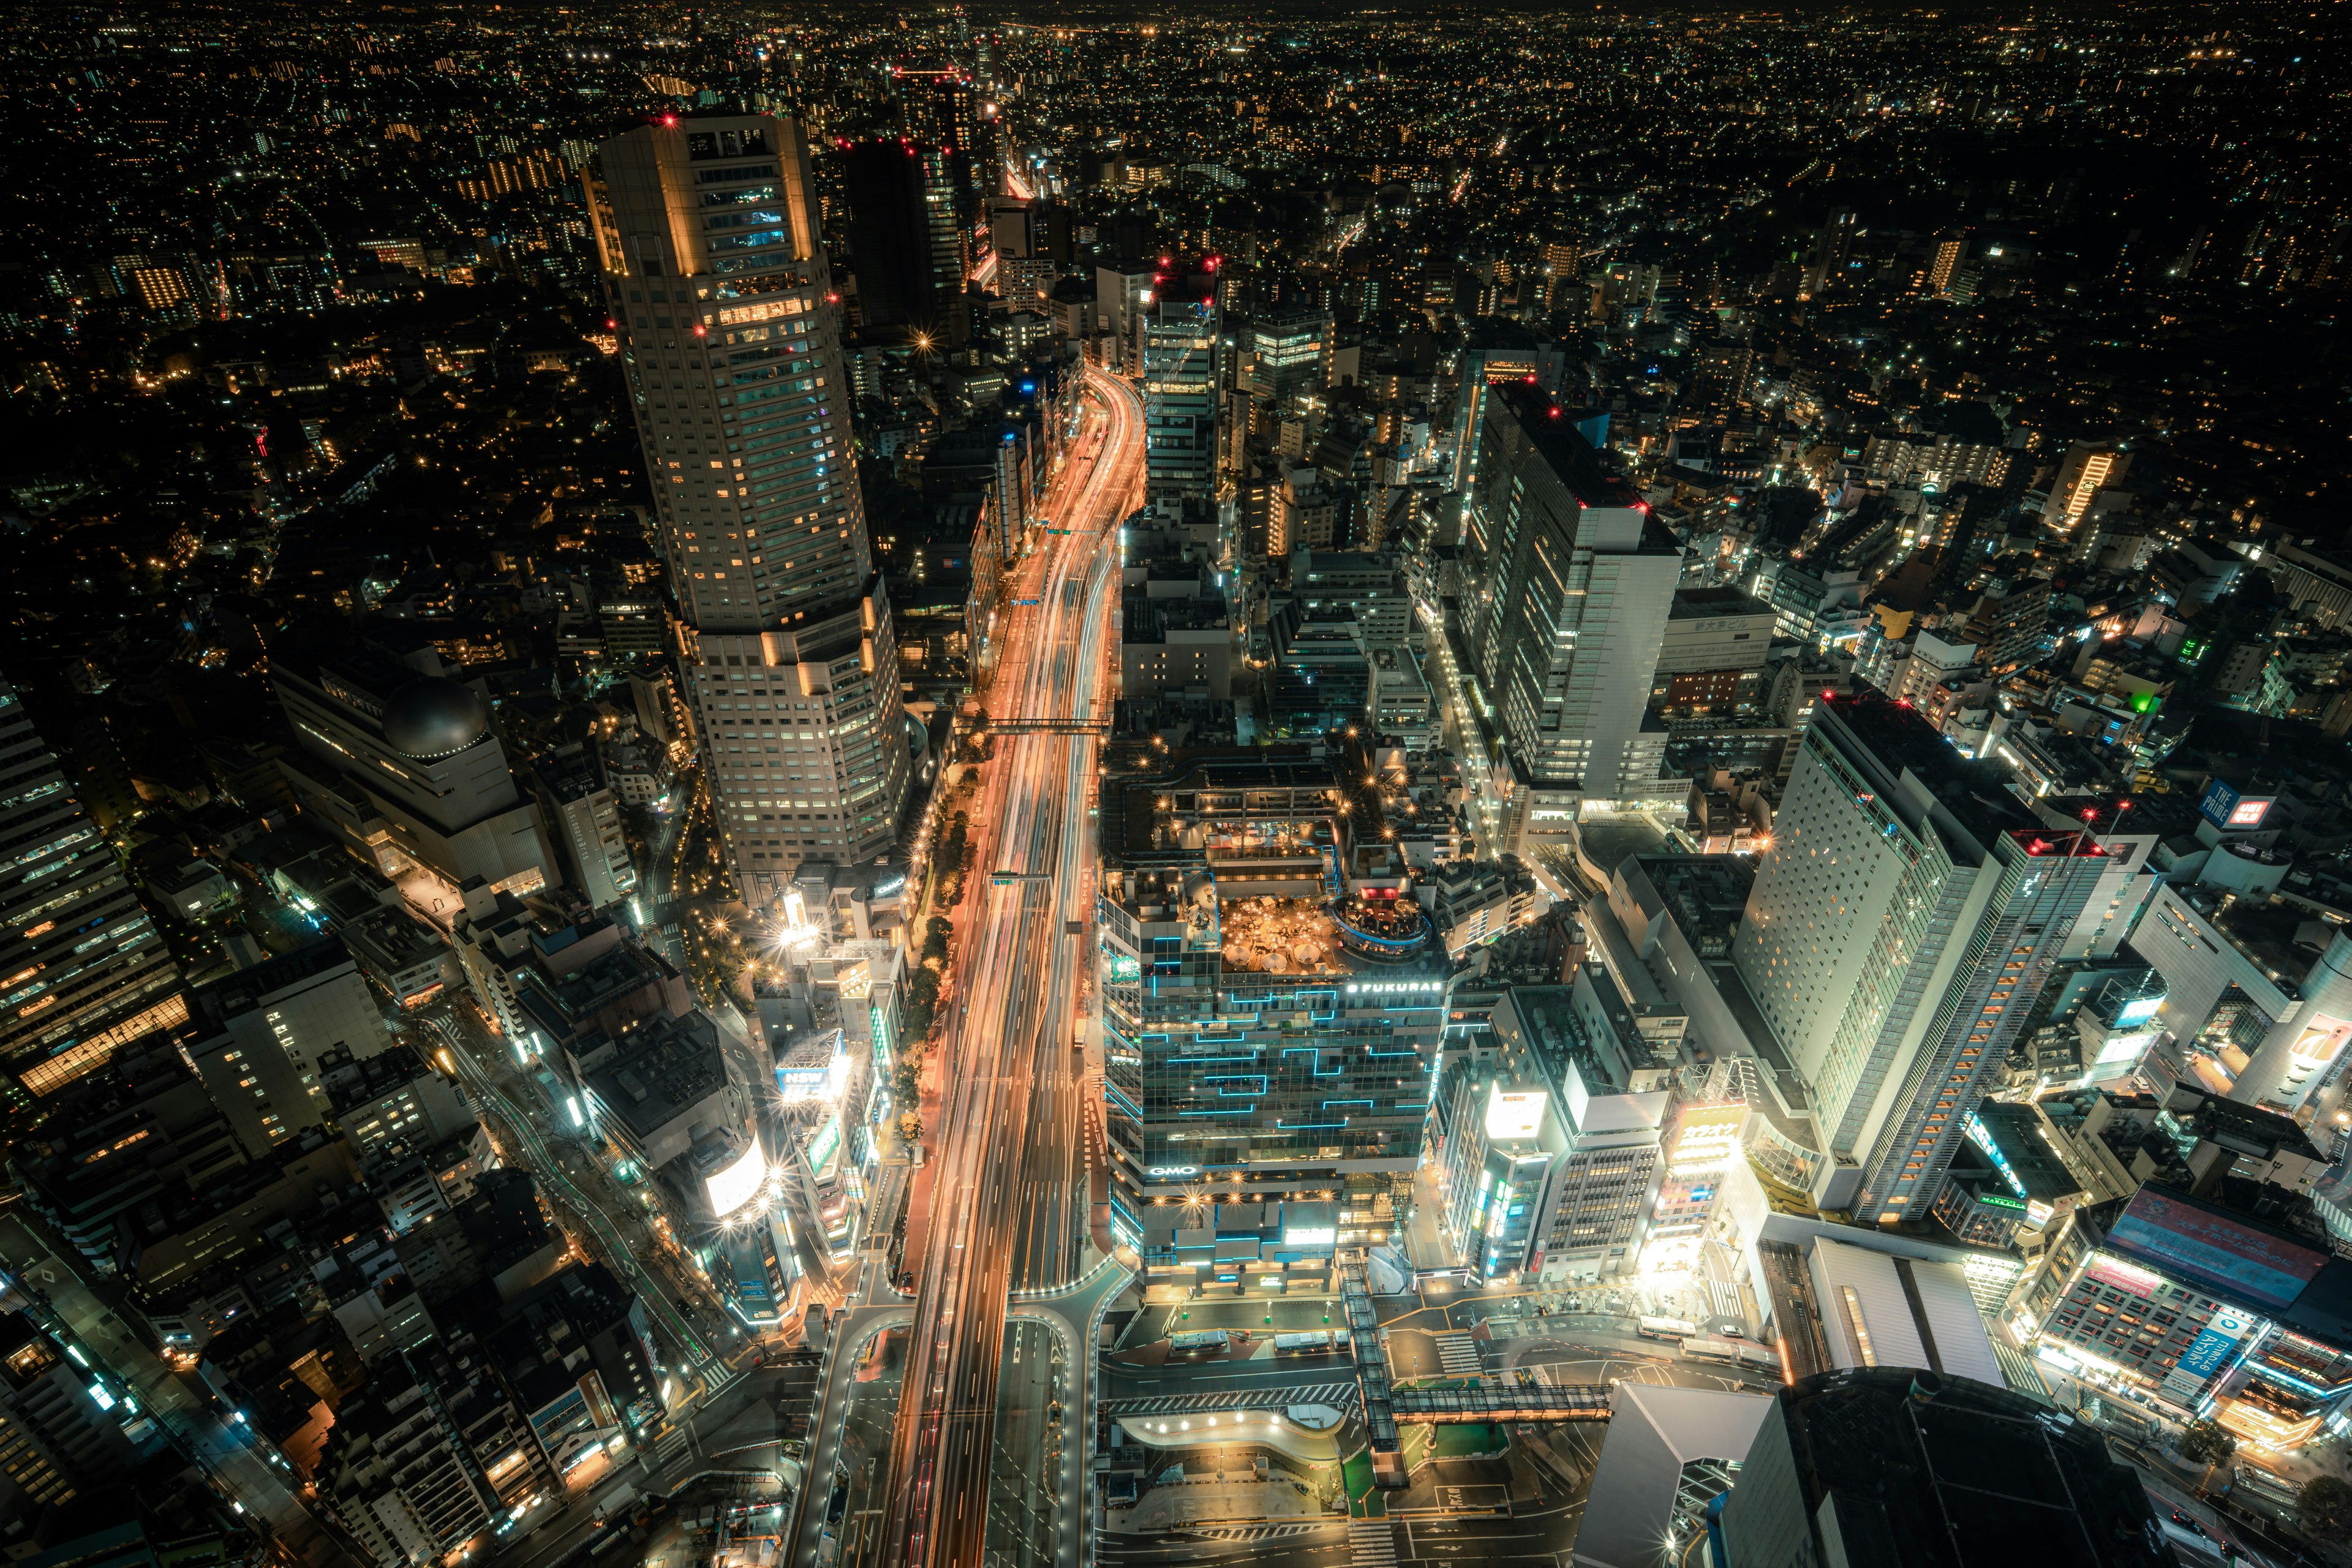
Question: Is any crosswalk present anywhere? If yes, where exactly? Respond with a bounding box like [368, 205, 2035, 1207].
[1432, 1331, 1485, 1378]
[1103, 1381, 1359, 1417]
[1707, 1278, 1745, 1319]
[1349, 1518, 1399, 1568]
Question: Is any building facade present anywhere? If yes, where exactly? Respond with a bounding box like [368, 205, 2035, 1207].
[587, 114, 911, 903]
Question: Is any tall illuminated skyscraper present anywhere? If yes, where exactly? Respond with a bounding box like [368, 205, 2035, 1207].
[587, 115, 911, 904]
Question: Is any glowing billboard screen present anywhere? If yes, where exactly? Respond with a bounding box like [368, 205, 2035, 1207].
[2108, 1188, 2326, 1311]
[704, 1137, 767, 1219]
[1484, 1085, 1547, 1141]
[2289, 1016, 2351, 1069]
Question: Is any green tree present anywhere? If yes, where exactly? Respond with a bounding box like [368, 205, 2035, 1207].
[2297, 1475, 2352, 1543]
[2176, 1418, 2237, 1468]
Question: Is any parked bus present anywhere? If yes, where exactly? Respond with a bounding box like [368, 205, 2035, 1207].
[1170, 1328, 1230, 1355]
[1274, 1330, 1336, 1354]
[1637, 1316, 1699, 1343]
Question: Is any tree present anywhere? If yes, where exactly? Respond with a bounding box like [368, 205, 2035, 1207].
[2297, 1476, 2352, 1544]
[2176, 1418, 2237, 1468]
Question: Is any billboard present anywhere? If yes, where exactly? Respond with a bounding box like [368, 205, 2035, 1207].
[2289, 1015, 2352, 1069]
[704, 1138, 767, 1219]
[2198, 778, 2274, 830]
[2108, 1188, 2326, 1311]
[2084, 1251, 2165, 1298]
[2176, 1306, 2260, 1383]
[1485, 1085, 1548, 1141]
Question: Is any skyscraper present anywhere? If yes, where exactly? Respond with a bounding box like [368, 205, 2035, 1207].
[1732, 695, 2106, 1221]
[0, 674, 183, 1100]
[1139, 289, 1219, 505]
[1464, 383, 1684, 820]
[844, 138, 968, 346]
[587, 115, 911, 902]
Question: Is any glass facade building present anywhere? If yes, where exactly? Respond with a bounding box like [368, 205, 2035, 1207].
[1098, 862, 1444, 1238]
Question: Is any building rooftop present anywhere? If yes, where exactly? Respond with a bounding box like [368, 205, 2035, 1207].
[1725, 1367, 2171, 1568]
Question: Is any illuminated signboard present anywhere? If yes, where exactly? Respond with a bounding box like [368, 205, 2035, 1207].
[2085, 1251, 2165, 1298]
[835, 960, 872, 1001]
[2094, 1031, 2157, 1067]
[1962, 1111, 2029, 1200]
[704, 1138, 767, 1219]
[1484, 1085, 1547, 1141]
[2289, 1015, 2352, 1069]
[1282, 1227, 1337, 1246]
[2176, 1308, 2261, 1384]
[1108, 954, 1143, 984]
[1669, 1120, 1743, 1175]
[2115, 996, 2162, 1027]
[2108, 1188, 2327, 1311]
[804, 1115, 843, 1177]
[2198, 778, 2274, 831]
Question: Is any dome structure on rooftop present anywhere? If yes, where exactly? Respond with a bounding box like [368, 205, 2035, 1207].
[381, 677, 490, 761]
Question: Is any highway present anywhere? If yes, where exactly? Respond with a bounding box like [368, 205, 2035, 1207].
[870, 364, 1142, 1568]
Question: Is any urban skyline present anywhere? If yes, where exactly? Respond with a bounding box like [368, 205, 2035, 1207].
[0, 4, 2346, 1568]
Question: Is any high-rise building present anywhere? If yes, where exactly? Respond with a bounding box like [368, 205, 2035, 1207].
[1447, 320, 1542, 499]
[0, 674, 183, 1100]
[529, 745, 636, 911]
[2041, 440, 2133, 538]
[1926, 232, 1967, 295]
[1464, 384, 1684, 821]
[587, 115, 912, 902]
[1732, 695, 2108, 1221]
[1716, 1368, 2166, 1568]
[843, 138, 968, 345]
[1139, 292, 1220, 505]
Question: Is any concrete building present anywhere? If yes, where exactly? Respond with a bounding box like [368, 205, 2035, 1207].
[587, 113, 910, 902]
[183, 938, 390, 1159]
[273, 643, 556, 898]
[1486, 985, 1672, 1281]
[1716, 1368, 2166, 1568]
[529, 745, 637, 911]
[1733, 696, 2108, 1221]
[1464, 384, 1683, 820]
[0, 672, 183, 1098]
[1570, 1382, 1773, 1568]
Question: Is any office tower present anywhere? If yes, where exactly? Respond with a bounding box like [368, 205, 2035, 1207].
[1139, 291, 1220, 505]
[1238, 308, 1328, 410]
[1732, 695, 2106, 1222]
[1465, 383, 1684, 816]
[843, 138, 968, 345]
[183, 938, 390, 1159]
[273, 641, 557, 896]
[0, 674, 182, 1099]
[2041, 440, 2133, 537]
[1800, 207, 1857, 298]
[893, 63, 977, 208]
[1716, 1368, 2166, 1568]
[587, 115, 912, 902]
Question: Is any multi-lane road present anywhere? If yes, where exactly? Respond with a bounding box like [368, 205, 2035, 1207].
[865, 364, 1142, 1568]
